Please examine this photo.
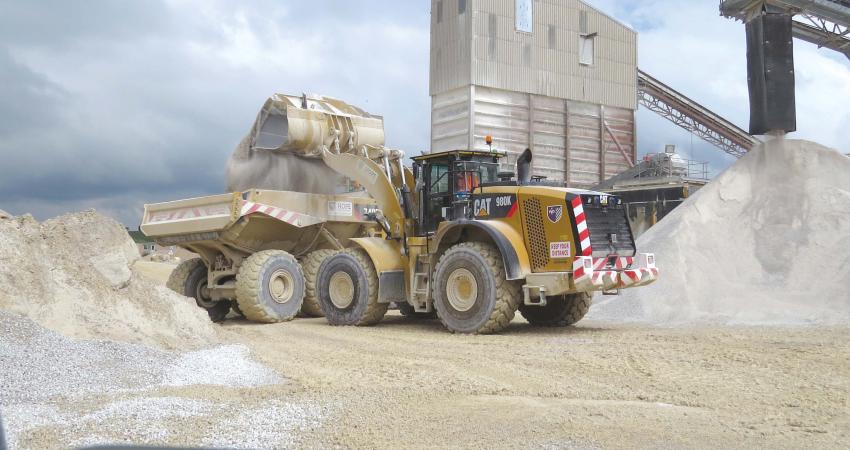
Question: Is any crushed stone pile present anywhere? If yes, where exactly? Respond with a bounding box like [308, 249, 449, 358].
[0, 311, 312, 450]
[0, 209, 10, 219]
[589, 139, 850, 326]
[0, 210, 218, 349]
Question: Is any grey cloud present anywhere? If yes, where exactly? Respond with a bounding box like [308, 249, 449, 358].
[0, 0, 173, 48]
[0, 0, 844, 226]
[0, 1, 430, 225]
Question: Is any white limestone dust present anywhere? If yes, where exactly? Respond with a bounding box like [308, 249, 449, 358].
[589, 139, 850, 326]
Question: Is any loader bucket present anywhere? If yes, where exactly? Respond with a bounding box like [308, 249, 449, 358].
[250, 94, 386, 158]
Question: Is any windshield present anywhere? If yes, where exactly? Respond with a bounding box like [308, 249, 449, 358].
[454, 161, 500, 184]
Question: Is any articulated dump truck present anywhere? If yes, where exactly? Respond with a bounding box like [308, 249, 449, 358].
[142, 93, 658, 333]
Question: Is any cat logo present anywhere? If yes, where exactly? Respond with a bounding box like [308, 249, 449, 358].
[474, 198, 492, 217]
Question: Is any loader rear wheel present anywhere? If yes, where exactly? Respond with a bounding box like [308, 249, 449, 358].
[432, 242, 521, 334]
[167, 258, 230, 322]
[300, 249, 336, 317]
[235, 250, 304, 323]
[519, 292, 593, 327]
[316, 249, 387, 326]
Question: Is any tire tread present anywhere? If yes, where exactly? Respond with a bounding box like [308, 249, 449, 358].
[301, 249, 336, 317]
[235, 250, 303, 323]
[433, 242, 521, 334]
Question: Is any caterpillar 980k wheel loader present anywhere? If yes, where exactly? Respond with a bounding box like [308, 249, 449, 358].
[316, 143, 659, 334]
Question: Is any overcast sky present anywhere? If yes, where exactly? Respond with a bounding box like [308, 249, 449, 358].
[1, 0, 848, 226]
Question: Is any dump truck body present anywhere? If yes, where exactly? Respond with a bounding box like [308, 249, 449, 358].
[141, 189, 381, 321]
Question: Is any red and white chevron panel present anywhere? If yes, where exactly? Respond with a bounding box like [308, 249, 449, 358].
[620, 254, 658, 288]
[572, 253, 657, 292]
[572, 256, 594, 291]
[592, 270, 619, 290]
[570, 197, 592, 257]
[240, 201, 302, 226]
[148, 204, 231, 223]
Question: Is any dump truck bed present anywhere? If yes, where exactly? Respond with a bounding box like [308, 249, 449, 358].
[141, 189, 378, 241]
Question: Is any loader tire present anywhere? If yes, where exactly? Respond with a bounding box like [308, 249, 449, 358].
[235, 250, 304, 323]
[519, 292, 593, 327]
[316, 249, 387, 326]
[300, 249, 336, 317]
[432, 242, 521, 334]
[167, 258, 230, 322]
[397, 302, 437, 320]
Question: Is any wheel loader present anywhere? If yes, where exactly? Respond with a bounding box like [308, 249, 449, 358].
[141, 93, 657, 332]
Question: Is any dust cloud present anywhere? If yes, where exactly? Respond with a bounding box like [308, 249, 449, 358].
[225, 136, 341, 195]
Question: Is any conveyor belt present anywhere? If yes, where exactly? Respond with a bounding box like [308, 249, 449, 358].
[637, 70, 758, 158]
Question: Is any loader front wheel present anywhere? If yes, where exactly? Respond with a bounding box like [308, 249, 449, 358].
[300, 249, 336, 317]
[235, 250, 304, 323]
[316, 249, 387, 326]
[432, 242, 521, 334]
[167, 258, 230, 322]
[519, 292, 593, 327]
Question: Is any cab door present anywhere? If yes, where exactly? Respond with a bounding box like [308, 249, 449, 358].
[423, 162, 451, 234]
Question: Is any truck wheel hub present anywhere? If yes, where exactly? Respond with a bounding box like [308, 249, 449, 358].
[269, 269, 294, 304]
[447, 268, 478, 312]
[195, 280, 215, 308]
[329, 271, 355, 309]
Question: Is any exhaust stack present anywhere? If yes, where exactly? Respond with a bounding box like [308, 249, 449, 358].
[517, 148, 533, 184]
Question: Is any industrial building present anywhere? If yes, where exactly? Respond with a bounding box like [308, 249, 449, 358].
[430, 0, 638, 188]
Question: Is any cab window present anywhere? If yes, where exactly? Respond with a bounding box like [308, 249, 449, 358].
[430, 164, 450, 194]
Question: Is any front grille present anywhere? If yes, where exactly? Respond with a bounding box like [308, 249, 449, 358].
[584, 205, 636, 256]
[522, 199, 550, 270]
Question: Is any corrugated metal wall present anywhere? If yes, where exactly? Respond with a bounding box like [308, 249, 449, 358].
[430, 0, 472, 96]
[446, 86, 635, 187]
[430, 0, 638, 187]
[432, 86, 472, 152]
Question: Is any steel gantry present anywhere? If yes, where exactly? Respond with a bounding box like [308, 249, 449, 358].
[721, 0, 850, 59]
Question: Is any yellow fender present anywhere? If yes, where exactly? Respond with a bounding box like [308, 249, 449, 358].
[432, 220, 532, 281]
[348, 237, 405, 273]
[349, 237, 407, 304]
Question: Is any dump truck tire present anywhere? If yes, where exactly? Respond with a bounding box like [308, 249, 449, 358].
[397, 302, 437, 320]
[519, 292, 593, 327]
[316, 249, 387, 326]
[300, 249, 336, 317]
[235, 250, 304, 323]
[432, 242, 521, 334]
[167, 258, 230, 322]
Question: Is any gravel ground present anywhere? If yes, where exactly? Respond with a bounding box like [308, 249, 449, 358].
[226, 313, 850, 449]
[3, 306, 850, 449]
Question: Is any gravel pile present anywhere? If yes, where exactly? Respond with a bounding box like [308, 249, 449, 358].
[0, 311, 322, 450]
[0, 210, 217, 349]
[589, 139, 850, 326]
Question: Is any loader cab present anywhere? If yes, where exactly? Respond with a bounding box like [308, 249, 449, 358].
[412, 150, 506, 235]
